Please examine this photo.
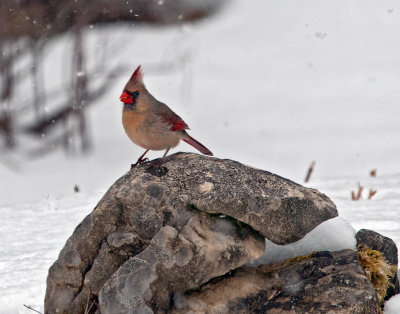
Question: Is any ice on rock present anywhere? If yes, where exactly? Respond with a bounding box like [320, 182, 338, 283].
[250, 216, 356, 265]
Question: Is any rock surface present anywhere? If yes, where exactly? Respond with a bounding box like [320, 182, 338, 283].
[172, 249, 380, 314]
[356, 229, 399, 300]
[99, 214, 264, 313]
[45, 153, 338, 313]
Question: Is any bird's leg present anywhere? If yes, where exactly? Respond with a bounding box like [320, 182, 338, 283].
[160, 148, 170, 164]
[146, 148, 170, 176]
[131, 149, 150, 169]
[151, 148, 170, 167]
[162, 148, 170, 160]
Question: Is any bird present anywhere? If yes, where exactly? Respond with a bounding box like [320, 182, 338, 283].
[119, 65, 213, 168]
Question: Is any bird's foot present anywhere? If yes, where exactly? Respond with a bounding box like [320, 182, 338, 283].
[130, 157, 149, 169]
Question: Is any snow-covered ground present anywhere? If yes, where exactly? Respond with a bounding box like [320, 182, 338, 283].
[1, 0, 399, 313]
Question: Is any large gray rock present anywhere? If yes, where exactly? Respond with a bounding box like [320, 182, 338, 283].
[172, 249, 380, 314]
[45, 153, 337, 313]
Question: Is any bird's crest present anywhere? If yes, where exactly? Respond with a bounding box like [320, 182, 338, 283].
[129, 65, 143, 83]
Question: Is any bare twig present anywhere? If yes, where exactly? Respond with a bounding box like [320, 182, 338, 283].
[84, 287, 96, 314]
[30, 38, 46, 120]
[0, 41, 16, 148]
[0, 112, 14, 148]
[25, 67, 121, 136]
[84, 299, 95, 314]
[23, 304, 42, 314]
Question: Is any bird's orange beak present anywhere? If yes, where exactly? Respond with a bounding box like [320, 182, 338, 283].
[120, 91, 133, 104]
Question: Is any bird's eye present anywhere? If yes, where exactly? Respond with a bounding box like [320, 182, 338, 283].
[133, 91, 140, 97]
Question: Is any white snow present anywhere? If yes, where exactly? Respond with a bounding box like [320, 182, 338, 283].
[0, 193, 101, 314]
[1, 0, 400, 313]
[250, 217, 356, 265]
[385, 292, 400, 314]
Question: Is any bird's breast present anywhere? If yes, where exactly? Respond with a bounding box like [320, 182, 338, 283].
[122, 109, 146, 145]
[122, 109, 181, 150]
[122, 109, 145, 130]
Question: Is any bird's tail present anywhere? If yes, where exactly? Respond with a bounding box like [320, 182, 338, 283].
[183, 134, 213, 156]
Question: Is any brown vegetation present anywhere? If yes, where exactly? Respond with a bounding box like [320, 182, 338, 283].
[351, 169, 378, 200]
[358, 244, 397, 305]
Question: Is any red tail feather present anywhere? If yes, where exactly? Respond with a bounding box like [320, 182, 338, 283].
[183, 135, 213, 156]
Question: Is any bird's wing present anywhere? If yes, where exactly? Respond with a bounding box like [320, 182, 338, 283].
[156, 103, 189, 131]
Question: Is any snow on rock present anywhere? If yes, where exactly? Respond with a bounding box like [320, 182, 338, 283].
[384, 292, 400, 314]
[250, 216, 356, 265]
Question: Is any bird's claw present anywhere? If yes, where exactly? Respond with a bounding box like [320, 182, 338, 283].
[130, 157, 149, 169]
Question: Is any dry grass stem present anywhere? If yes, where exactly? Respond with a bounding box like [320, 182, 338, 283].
[368, 189, 377, 200]
[351, 184, 364, 201]
[304, 161, 316, 183]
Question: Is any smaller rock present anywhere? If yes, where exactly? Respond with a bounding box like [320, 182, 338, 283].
[172, 249, 380, 313]
[356, 229, 399, 300]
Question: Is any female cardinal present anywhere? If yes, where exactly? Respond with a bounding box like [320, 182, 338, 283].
[120, 65, 213, 167]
